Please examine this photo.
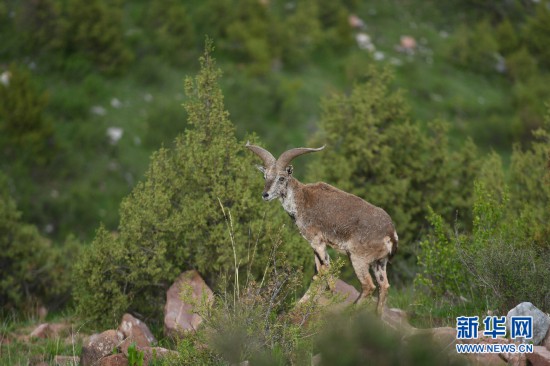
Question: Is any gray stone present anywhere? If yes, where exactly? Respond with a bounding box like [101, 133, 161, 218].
[164, 270, 214, 338]
[543, 326, 550, 351]
[118, 313, 156, 349]
[80, 330, 122, 366]
[507, 302, 550, 345]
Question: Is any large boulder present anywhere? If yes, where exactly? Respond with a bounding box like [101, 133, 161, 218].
[80, 330, 123, 366]
[507, 302, 550, 345]
[118, 313, 156, 349]
[543, 327, 550, 351]
[164, 270, 214, 338]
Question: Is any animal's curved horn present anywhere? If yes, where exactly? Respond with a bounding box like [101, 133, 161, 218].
[245, 141, 276, 167]
[276, 146, 325, 171]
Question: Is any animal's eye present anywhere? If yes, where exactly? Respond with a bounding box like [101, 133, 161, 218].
[278, 177, 285, 182]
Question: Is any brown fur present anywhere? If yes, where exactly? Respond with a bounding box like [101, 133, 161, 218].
[246, 143, 398, 314]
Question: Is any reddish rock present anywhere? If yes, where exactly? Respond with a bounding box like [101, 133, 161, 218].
[164, 270, 213, 338]
[500, 352, 526, 366]
[348, 14, 365, 29]
[400, 36, 417, 51]
[99, 354, 128, 366]
[80, 330, 122, 366]
[466, 352, 506, 365]
[54, 355, 80, 365]
[381, 308, 415, 334]
[527, 346, 550, 366]
[332, 279, 360, 304]
[299, 278, 359, 307]
[118, 314, 156, 349]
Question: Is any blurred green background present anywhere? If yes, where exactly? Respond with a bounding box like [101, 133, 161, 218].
[3, 0, 549, 244]
[1, 0, 550, 343]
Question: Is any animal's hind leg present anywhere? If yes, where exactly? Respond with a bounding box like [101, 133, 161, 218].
[349, 254, 376, 303]
[372, 258, 390, 315]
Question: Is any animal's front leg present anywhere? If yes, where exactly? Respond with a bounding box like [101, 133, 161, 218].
[311, 236, 329, 275]
[311, 237, 335, 291]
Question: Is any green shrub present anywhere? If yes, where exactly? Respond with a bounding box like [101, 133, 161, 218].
[162, 335, 224, 365]
[460, 181, 550, 312]
[279, 0, 322, 68]
[72, 225, 135, 326]
[0, 173, 70, 314]
[225, 0, 273, 76]
[64, 0, 133, 74]
[508, 116, 550, 247]
[416, 122, 550, 311]
[415, 207, 469, 298]
[505, 47, 538, 82]
[307, 66, 480, 278]
[145, 0, 197, 66]
[15, 0, 66, 58]
[495, 18, 520, 56]
[524, 2, 550, 70]
[73, 41, 310, 326]
[446, 20, 499, 74]
[0, 63, 56, 167]
[511, 75, 550, 137]
[315, 0, 354, 52]
[182, 237, 338, 366]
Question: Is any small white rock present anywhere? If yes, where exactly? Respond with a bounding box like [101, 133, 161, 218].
[91, 106, 107, 116]
[111, 98, 122, 108]
[106, 127, 123, 145]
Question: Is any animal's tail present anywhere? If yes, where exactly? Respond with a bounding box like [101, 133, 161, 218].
[389, 230, 398, 260]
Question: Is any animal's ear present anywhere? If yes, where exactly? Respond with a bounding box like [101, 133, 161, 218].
[286, 165, 293, 176]
[256, 165, 266, 174]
